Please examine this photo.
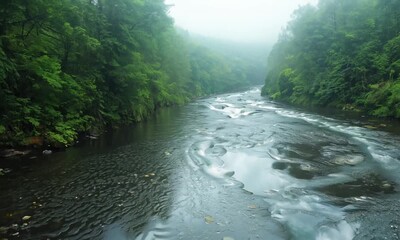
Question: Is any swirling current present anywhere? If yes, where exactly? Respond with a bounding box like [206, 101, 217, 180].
[1, 88, 400, 239]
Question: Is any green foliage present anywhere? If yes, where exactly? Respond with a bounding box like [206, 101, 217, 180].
[278, 68, 295, 97]
[188, 44, 251, 95]
[0, 0, 255, 147]
[0, 125, 5, 135]
[362, 81, 400, 117]
[47, 122, 77, 146]
[263, 0, 400, 118]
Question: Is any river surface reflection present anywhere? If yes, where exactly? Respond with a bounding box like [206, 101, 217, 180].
[1, 88, 400, 239]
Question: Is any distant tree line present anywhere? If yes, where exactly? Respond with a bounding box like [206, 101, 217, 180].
[0, 0, 257, 147]
[262, 0, 400, 118]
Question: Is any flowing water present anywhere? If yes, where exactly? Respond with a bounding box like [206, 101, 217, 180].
[1, 88, 400, 240]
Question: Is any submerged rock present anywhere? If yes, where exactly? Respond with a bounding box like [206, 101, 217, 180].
[272, 161, 288, 170]
[333, 155, 364, 166]
[22, 216, 31, 221]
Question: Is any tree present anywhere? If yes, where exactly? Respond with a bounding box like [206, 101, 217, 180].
[262, 0, 400, 118]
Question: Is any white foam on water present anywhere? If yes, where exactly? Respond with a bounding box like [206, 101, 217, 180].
[216, 149, 359, 239]
[258, 105, 279, 111]
[222, 150, 294, 194]
[198, 91, 399, 239]
[208, 104, 253, 118]
[316, 221, 360, 240]
[245, 100, 266, 107]
[226, 93, 242, 98]
[265, 190, 357, 240]
[269, 104, 400, 180]
[247, 88, 261, 94]
[215, 97, 225, 102]
[304, 173, 355, 189]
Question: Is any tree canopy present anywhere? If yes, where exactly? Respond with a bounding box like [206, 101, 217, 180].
[262, 0, 400, 118]
[0, 0, 258, 147]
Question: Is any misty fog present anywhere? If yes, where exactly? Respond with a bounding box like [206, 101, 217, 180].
[165, 0, 318, 44]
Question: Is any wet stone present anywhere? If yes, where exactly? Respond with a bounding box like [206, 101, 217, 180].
[223, 237, 235, 240]
[42, 150, 52, 155]
[0, 226, 8, 233]
[288, 165, 315, 180]
[205, 216, 214, 224]
[272, 162, 288, 170]
[333, 155, 364, 166]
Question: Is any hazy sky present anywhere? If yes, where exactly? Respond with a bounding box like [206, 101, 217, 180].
[165, 0, 318, 44]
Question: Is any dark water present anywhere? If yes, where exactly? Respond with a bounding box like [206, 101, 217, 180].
[1, 88, 400, 240]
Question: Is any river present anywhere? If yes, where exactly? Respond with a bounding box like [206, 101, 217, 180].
[1, 88, 400, 240]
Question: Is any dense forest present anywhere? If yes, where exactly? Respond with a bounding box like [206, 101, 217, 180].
[187, 33, 270, 86]
[0, 0, 260, 147]
[262, 0, 400, 118]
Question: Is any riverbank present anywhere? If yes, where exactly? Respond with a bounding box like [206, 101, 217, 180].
[0, 84, 259, 156]
[3, 85, 399, 161]
[261, 86, 400, 125]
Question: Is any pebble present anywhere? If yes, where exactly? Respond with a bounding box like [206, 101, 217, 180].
[87, 135, 98, 140]
[0, 168, 11, 176]
[22, 216, 31, 221]
[205, 215, 214, 224]
[42, 150, 52, 155]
